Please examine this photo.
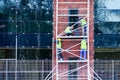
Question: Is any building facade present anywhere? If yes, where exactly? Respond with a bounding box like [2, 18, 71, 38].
[94, 0, 120, 79]
[0, 0, 120, 80]
[0, 0, 53, 80]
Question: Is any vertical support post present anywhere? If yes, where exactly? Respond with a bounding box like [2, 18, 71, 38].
[15, 34, 18, 80]
[87, 0, 90, 80]
[6, 60, 8, 80]
[112, 60, 114, 80]
[42, 60, 44, 80]
[15, 0, 18, 80]
[52, 38, 54, 80]
[56, 0, 59, 80]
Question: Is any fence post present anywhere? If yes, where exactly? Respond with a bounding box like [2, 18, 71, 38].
[6, 60, 8, 80]
[112, 60, 114, 80]
[42, 60, 44, 80]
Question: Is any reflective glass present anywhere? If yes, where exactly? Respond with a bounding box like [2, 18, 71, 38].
[0, 33, 15, 47]
[0, 0, 53, 48]
[95, 10, 120, 22]
[94, 0, 120, 48]
[0, 0, 53, 33]
[95, 0, 120, 22]
[94, 22, 120, 34]
[17, 49, 52, 60]
[17, 33, 52, 48]
[94, 34, 120, 48]
[95, 0, 120, 9]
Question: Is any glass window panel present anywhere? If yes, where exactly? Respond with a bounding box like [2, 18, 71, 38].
[8, 8, 17, 21]
[15, 21, 52, 33]
[95, 10, 120, 22]
[20, 0, 29, 6]
[0, 10, 8, 33]
[6, 0, 18, 6]
[0, 33, 15, 47]
[0, 1, 6, 10]
[94, 22, 120, 34]
[0, 30, 52, 48]
[34, 9, 53, 21]
[69, 9, 78, 27]
[95, 0, 120, 9]
[7, 22, 16, 33]
[95, 0, 120, 22]
[94, 52, 120, 59]
[17, 33, 52, 48]
[17, 33, 38, 47]
[40, 33, 52, 48]
[0, 0, 53, 33]
[68, 57, 78, 80]
[0, 0, 53, 49]
[17, 49, 52, 60]
[94, 34, 120, 48]
[0, 8, 17, 33]
[17, 21, 38, 33]
[0, 49, 15, 59]
[94, 0, 120, 48]
[69, 9, 78, 14]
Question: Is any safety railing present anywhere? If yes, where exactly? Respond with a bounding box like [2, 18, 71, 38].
[0, 59, 52, 80]
[0, 59, 119, 80]
[94, 60, 120, 80]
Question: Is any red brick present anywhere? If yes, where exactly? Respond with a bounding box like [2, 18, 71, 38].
[53, 0, 94, 79]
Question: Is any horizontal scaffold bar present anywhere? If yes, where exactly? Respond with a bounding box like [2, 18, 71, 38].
[58, 60, 88, 63]
[58, 14, 87, 16]
[57, 36, 87, 39]
[57, 2, 87, 4]
[58, 8, 87, 10]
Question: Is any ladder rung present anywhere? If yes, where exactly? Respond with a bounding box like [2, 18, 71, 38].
[58, 14, 87, 16]
[57, 36, 87, 39]
[58, 39, 83, 41]
[58, 21, 87, 23]
[59, 75, 87, 77]
[58, 60, 88, 63]
[57, 78, 88, 80]
[58, 8, 87, 10]
[58, 22, 78, 23]
[57, 2, 87, 4]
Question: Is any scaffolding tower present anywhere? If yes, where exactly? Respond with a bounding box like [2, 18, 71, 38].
[55, 0, 91, 80]
[51, 0, 102, 80]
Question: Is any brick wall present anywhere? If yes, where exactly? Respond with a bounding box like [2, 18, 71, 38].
[53, 0, 94, 79]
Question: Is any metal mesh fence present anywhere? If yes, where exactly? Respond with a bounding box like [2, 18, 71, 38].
[0, 59, 52, 80]
[0, 59, 120, 80]
[94, 60, 120, 80]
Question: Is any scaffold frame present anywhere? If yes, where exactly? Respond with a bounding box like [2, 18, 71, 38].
[56, 0, 90, 80]
[47, 0, 103, 80]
